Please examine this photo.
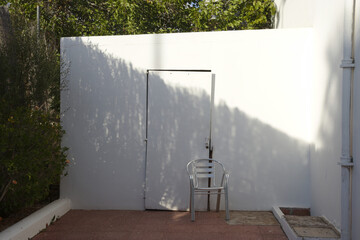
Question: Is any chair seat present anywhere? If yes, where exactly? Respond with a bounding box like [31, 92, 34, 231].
[195, 186, 224, 191]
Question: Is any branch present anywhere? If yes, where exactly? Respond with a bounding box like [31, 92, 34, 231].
[0, 179, 12, 203]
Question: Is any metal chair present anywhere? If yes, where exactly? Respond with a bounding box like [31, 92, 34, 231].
[186, 158, 230, 221]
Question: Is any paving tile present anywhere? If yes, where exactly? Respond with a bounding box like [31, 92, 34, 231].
[164, 232, 196, 240]
[259, 225, 285, 235]
[92, 232, 132, 240]
[138, 213, 170, 225]
[170, 211, 189, 218]
[32, 232, 59, 240]
[262, 235, 289, 240]
[166, 215, 193, 224]
[129, 231, 165, 240]
[224, 232, 263, 240]
[224, 225, 261, 234]
[197, 217, 228, 225]
[164, 232, 224, 240]
[133, 223, 170, 232]
[164, 232, 194, 240]
[195, 224, 228, 233]
[33, 231, 99, 240]
[167, 223, 196, 232]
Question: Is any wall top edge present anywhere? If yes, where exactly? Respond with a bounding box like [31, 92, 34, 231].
[60, 27, 314, 42]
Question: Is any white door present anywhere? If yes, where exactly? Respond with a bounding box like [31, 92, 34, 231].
[145, 70, 214, 210]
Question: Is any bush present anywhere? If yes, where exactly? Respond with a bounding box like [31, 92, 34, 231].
[0, 107, 67, 216]
[0, 11, 68, 217]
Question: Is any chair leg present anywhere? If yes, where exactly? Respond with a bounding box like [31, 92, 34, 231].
[191, 187, 195, 221]
[225, 187, 230, 221]
[216, 189, 221, 212]
[189, 183, 192, 213]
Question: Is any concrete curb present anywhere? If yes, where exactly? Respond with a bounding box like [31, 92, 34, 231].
[273, 206, 301, 240]
[0, 198, 71, 240]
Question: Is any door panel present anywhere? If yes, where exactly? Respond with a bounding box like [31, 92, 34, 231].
[145, 71, 213, 210]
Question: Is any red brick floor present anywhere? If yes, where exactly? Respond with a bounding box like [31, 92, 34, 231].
[32, 210, 288, 240]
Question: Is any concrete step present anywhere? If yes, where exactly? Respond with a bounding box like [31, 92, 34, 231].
[273, 206, 340, 240]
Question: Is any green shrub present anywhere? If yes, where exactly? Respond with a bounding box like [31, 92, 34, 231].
[0, 12, 68, 217]
[0, 107, 67, 216]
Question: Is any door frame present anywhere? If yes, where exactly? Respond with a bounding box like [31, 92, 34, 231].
[143, 69, 215, 210]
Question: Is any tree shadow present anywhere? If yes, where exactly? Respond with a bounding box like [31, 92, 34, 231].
[60, 37, 310, 211]
[61, 38, 147, 209]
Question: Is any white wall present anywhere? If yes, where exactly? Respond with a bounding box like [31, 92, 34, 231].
[274, 0, 360, 234]
[274, 0, 314, 29]
[61, 29, 313, 211]
[309, 0, 345, 230]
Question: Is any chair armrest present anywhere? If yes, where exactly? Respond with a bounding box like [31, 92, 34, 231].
[223, 171, 230, 186]
[189, 174, 195, 187]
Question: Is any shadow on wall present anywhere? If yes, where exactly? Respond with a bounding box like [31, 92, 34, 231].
[274, 0, 287, 29]
[61, 38, 147, 209]
[213, 103, 310, 210]
[145, 71, 213, 210]
[61, 38, 310, 210]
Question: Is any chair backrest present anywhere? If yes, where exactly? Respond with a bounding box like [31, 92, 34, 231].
[187, 159, 226, 188]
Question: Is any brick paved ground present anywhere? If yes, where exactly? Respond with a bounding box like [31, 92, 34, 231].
[32, 210, 288, 240]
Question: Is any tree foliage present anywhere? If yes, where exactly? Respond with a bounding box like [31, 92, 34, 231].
[0, 14, 63, 112]
[2, 0, 276, 40]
